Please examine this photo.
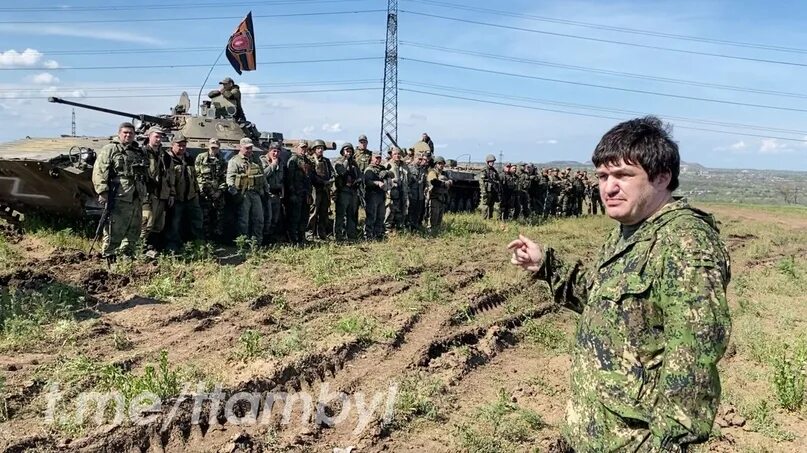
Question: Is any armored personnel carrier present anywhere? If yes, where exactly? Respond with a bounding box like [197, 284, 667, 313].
[444, 159, 481, 212]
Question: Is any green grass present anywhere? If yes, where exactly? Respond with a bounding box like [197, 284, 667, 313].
[0, 375, 8, 422]
[98, 350, 181, 401]
[520, 318, 568, 353]
[267, 327, 306, 358]
[454, 388, 544, 453]
[391, 373, 445, 427]
[333, 314, 380, 343]
[237, 329, 265, 361]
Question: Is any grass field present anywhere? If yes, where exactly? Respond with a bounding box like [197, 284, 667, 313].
[0, 202, 805, 452]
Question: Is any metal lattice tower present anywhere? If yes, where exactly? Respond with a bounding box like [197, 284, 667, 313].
[379, 0, 398, 152]
[71, 108, 76, 136]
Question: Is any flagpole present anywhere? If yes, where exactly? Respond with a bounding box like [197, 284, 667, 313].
[196, 48, 226, 115]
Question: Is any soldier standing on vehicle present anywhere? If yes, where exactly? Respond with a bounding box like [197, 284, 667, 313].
[333, 142, 362, 241]
[307, 139, 334, 240]
[426, 156, 452, 233]
[195, 138, 227, 241]
[226, 137, 266, 243]
[385, 147, 409, 233]
[140, 126, 173, 252]
[92, 122, 149, 263]
[478, 154, 501, 220]
[260, 142, 285, 244]
[407, 153, 428, 230]
[208, 77, 245, 123]
[363, 153, 387, 240]
[165, 133, 203, 252]
[286, 141, 312, 244]
[508, 116, 731, 452]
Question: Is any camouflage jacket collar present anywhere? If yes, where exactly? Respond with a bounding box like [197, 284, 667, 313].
[599, 197, 717, 268]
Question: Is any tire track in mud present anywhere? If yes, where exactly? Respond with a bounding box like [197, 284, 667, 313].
[11, 266, 480, 452]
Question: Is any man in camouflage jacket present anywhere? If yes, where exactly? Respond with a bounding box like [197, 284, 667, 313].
[509, 116, 731, 452]
[195, 138, 227, 240]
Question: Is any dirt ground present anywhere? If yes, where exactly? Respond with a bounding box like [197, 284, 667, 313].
[1, 202, 806, 452]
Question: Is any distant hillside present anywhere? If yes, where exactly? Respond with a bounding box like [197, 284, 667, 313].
[540, 160, 589, 168]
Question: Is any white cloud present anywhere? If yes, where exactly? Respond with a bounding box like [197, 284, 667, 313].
[39, 86, 85, 98]
[43, 60, 59, 69]
[239, 82, 260, 98]
[0, 24, 162, 45]
[537, 139, 558, 145]
[32, 72, 60, 85]
[322, 122, 342, 133]
[730, 140, 746, 150]
[0, 48, 43, 67]
[759, 139, 794, 155]
[301, 125, 315, 135]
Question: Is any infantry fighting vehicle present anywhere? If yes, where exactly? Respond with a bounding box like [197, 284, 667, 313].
[0, 93, 332, 225]
[409, 139, 481, 212]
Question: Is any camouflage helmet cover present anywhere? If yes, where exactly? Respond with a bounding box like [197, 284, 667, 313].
[312, 139, 326, 149]
[485, 154, 496, 162]
[434, 156, 446, 164]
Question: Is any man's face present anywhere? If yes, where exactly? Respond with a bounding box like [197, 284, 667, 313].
[172, 141, 187, 156]
[241, 144, 253, 156]
[342, 148, 354, 159]
[596, 159, 671, 226]
[371, 156, 381, 166]
[148, 132, 163, 147]
[436, 162, 445, 171]
[487, 160, 495, 168]
[391, 149, 400, 162]
[210, 145, 220, 156]
[297, 145, 308, 156]
[118, 127, 135, 144]
[358, 139, 368, 150]
[314, 146, 325, 157]
[269, 148, 278, 160]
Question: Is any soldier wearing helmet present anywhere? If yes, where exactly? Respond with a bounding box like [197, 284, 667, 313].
[426, 156, 452, 233]
[363, 152, 388, 240]
[407, 152, 429, 230]
[478, 153, 501, 220]
[333, 142, 362, 241]
[306, 139, 333, 240]
[285, 141, 313, 243]
[260, 142, 285, 243]
[500, 162, 516, 220]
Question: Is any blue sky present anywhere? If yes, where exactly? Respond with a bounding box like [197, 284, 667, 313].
[1, 0, 806, 170]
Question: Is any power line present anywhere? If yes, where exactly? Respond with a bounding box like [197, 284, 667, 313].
[405, 0, 807, 55]
[1, 79, 383, 93]
[0, 0, 371, 13]
[401, 41, 807, 100]
[0, 9, 385, 24]
[39, 40, 384, 56]
[14, 87, 382, 101]
[399, 80, 807, 136]
[400, 10, 807, 68]
[0, 56, 382, 71]
[400, 88, 807, 143]
[402, 58, 807, 114]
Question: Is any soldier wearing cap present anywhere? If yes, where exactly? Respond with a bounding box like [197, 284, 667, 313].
[165, 133, 203, 251]
[285, 141, 313, 243]
[425, 155, 452, 233]
[407, 152, 428, 230]
[306, 139, 334, 240]
[226, 137, 267, 243]
[333, 142, 362, 241]
[140, 125, 174, 252]
[478, 154, 501, 220]
[355, 134, 372, 172]
[260, 142, 285, 244]
[92, 122, 149, 263]
[195, 137, 227, 241]
[363, 152, 388, 240]
[208, 76, 244, 123]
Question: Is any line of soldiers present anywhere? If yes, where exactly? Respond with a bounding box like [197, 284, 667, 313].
[91, 123, 454, 261]
[478, 154, 604, 221]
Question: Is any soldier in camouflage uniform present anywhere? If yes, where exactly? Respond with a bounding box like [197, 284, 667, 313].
[529, 165, 546, 216]
[499, 163, 515, 220]
[513, 162, 531, 219]
[385, 147, 409, 233]
[544, 168, 561, 217]
[363, 153, 388, 240]
[589, 175, 604, 215]
[165, 133, 203, 252]
[140, 126, 173, 251]
[509, 116, 731, 452]
[407, 153, 428, 230]
[307, 139, 334, 240]
[572, 171, 586, 216]
[195, 138, 227, 241]
[260, 143, 285, 244]
[333, 143, 362, 241]
[226, 138, 266, 243]
[92, 122, 148, 261]
[286, 142, 313, 244]
[478, 154, 501, 219]
[426, 156, 452, 233]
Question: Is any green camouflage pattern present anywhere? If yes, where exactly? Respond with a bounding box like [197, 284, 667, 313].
[533, 198, 731, 452]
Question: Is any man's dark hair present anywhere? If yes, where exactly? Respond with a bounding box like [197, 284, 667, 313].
[591, 116, 680, 191]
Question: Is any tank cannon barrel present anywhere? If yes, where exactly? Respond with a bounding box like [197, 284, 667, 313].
[48, 97, 172, 128]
